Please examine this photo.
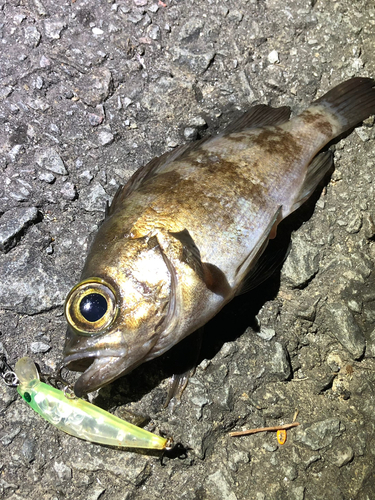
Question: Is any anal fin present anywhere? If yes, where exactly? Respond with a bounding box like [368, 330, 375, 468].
[235, 241, 291, 295]
[290, 151, 333, 214]
[234, 207, 282, 294]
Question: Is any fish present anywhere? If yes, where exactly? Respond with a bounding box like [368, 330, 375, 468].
[63, 77, 375, 397]
[15, 357, 172, 450]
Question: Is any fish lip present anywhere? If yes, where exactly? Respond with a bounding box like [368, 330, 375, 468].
[62, 348, 130, 397]
[69, 355, 128, 397]
[62, 348, 125, 368]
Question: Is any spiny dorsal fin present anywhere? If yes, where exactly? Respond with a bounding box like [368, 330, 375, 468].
[106, 138, 212, 217]
[107, 104, 292, 217]
[106, 144, 189, 216]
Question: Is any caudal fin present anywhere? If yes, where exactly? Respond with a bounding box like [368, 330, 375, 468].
[313, 77, 375, 132]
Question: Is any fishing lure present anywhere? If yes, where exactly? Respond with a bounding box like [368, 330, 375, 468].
[14, 357, 173, 451]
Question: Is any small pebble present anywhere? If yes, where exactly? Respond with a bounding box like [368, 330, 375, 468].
[148, 25, 160, 40]
[257, 327, 276, 341]
[333, 446, 354, 467]
[80, 183, 110, 212]
[268, 50, 279, 64]
[54, 461, 72, 481]
[36, 148, 68, 175]
[24, 26, 41, 47]
[325, 302, 365, 359]
[14, 13, 26, 24]
[39, 172, 56, 183]
[148, 3, 159, 12]
[1, 427, 21, 446]
[80, 170, 94, 183]
[189, 116, 207, 128]
[263, 442, 278, 452]
[21, 438, 37, 463]
[128, 13, 144, 24]
[35, 76, 44, 89]
[98, 130, 114, 146]
[0, 207, 39, 253]
[30, 341, 51, 353]
[60, 182, 77, 201]
[88, 113, 104, 126]
[44, 20, 66, 39]
[184, 127, 198, 141]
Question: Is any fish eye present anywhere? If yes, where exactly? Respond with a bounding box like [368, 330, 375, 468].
[79, 293, 108, 322]
[65, 278, 118, 335]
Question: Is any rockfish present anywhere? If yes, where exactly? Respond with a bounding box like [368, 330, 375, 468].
[63, 77, 375, 397]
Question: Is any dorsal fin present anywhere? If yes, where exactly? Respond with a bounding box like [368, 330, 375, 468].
[222, 105, 291, 135]
[106, 137, 212, 217]
[107, 104, 291, 217]
[106, 144, 188, 216]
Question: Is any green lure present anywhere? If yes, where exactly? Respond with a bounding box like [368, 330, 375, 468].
[15, 357, 172, 450]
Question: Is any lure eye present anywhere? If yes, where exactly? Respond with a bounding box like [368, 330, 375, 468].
[65, 278, 118, 335]
[24, 392, 32, 403]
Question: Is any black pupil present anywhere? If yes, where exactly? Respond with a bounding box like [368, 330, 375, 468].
[79, 293, 108, 322]
[24, 392, 31, 403]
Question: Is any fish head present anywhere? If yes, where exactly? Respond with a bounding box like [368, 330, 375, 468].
[63, 234, 172, 396]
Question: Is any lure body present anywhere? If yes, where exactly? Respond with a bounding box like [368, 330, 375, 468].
[15, 357, 170, 450]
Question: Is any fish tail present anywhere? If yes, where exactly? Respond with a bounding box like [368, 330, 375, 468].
[287, 77, 375, 216]
[313, 77, 375, 133]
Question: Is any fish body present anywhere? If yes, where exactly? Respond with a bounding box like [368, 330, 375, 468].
[63, 78, 375, 397]
[15, 357, 171, 450]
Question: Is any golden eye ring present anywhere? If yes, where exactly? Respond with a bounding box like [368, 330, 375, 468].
[65, 278, 118, 335]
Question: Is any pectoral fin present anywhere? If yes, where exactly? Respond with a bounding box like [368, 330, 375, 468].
[169, 229, 205, 281]
[169, 229, 232, 298]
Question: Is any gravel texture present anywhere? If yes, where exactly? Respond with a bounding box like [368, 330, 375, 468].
[1, 1, 375, 499]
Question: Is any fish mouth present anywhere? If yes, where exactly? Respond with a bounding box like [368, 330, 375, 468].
[63, 350, 128, 397]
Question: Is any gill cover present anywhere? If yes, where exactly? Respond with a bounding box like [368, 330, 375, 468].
[65, 278, 119, 335]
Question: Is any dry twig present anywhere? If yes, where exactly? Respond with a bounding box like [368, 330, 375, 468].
[229, 421, 300, 437]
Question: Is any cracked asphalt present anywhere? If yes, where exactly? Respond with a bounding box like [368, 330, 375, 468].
[1, 1, 375, 499]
